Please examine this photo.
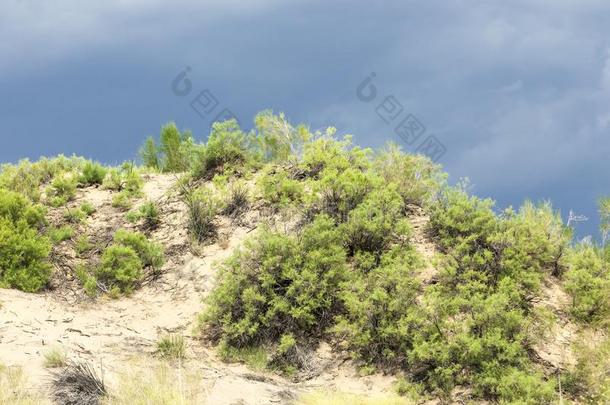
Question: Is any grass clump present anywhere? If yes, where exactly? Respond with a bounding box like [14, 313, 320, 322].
[48, 225, 74, 243]
[296, 390, 412, 405]
[126, 201, 160, 229]
[111, 191, 133, 211]
[185, 190, 220, 243]
[63, 207, 86, 224]
[75, 235, 93, 256]
[79, 161, 107, 186]
[51, 362, 106, 405]
[79, 202, 96, 216]
[43, 347, 68, 368]
[156, 334, 186, 360]
[0, 363, 50, 405]
[222, 180, 250, 217]
[102, 359, 204, 404]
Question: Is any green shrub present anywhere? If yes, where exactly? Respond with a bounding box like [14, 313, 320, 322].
[564, 245, 610, 323]
[48, 225, 74, 243]
[254, 110, 310, 162]
[103, 164, 143, 195]
[257, 166, 303, 207]
[79, 161, 107, 186]
[96, 245, 143, 294]
[342, 187, 411, 258]
[76, 264, 97, 297]
[374, 143, 445, 206]
[138, 201, 160, 229]
[0, 190, 51, 292]
[112, 229, 164, 271]
[159, 123, 194, 172]
[139, 136, 160, 170]
[301, 134, 370, 177]
[79, 202, 96, 216]
[111, 191, 133, 211]
[63, 207, 86, 223]
[47, 173, 77, 204]
[334, 247, 423, 367]
[0, 189, 46, 227]
[194, 120, 259, 179]
[75, 235, 93, 256]
[202, 215, 347, 351]
[313, 167, 378, 222]
[564, 332, 610, 402]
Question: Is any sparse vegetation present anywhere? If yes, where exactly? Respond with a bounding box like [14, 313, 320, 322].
[156, 334, 186, 360]
[1, 113, 609, 403]
[0, 363, 50, 404]
[43, 347, 68, 368]
[102, 359, 204, 404]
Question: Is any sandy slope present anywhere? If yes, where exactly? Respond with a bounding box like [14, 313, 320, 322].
[0, 174, 404, 404]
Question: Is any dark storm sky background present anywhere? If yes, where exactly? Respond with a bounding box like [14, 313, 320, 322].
[1, 0, 609, 239]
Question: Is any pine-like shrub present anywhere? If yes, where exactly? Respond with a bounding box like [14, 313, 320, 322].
[0, 190, 51, 292]
[202, 215, 347, 348]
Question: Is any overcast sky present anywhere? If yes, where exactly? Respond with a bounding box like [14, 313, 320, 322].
[1, 0, 609, 238]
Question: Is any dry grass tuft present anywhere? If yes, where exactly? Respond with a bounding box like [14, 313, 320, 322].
[0, 363, 50, 405]
[296, 390, 413, 405]
[51, 361, 106, 405]
[103, 359, 206, 404]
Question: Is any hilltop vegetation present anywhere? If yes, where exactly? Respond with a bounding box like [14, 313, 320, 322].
[0, 111, 609, 403]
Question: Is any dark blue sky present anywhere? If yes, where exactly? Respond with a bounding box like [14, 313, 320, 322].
[1, 0, 609, 238]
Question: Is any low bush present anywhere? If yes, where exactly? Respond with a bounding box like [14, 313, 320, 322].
[202, 215, 347, 350]
[127, 201, 160, 229]
[112, 229, 164, 271]
[48, 225, 75, 243]
[0, 190, 51, 292]
[102, 164, 143, 195]
[111, 191, 132, 211]
[79, 161, 107, 186]
[313, 167, 378, 222]
[96, 245, 143, 294]
[79, 202, 96, 216]
[193, 120, 260, 179]
[75, 235, 93, 256]
[63, 207, 86, 223]
[257, 166, 303, 207]
[374, 143, 445, 206]
[47, 173, 78, 205]
[563, 332, 610, 402]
